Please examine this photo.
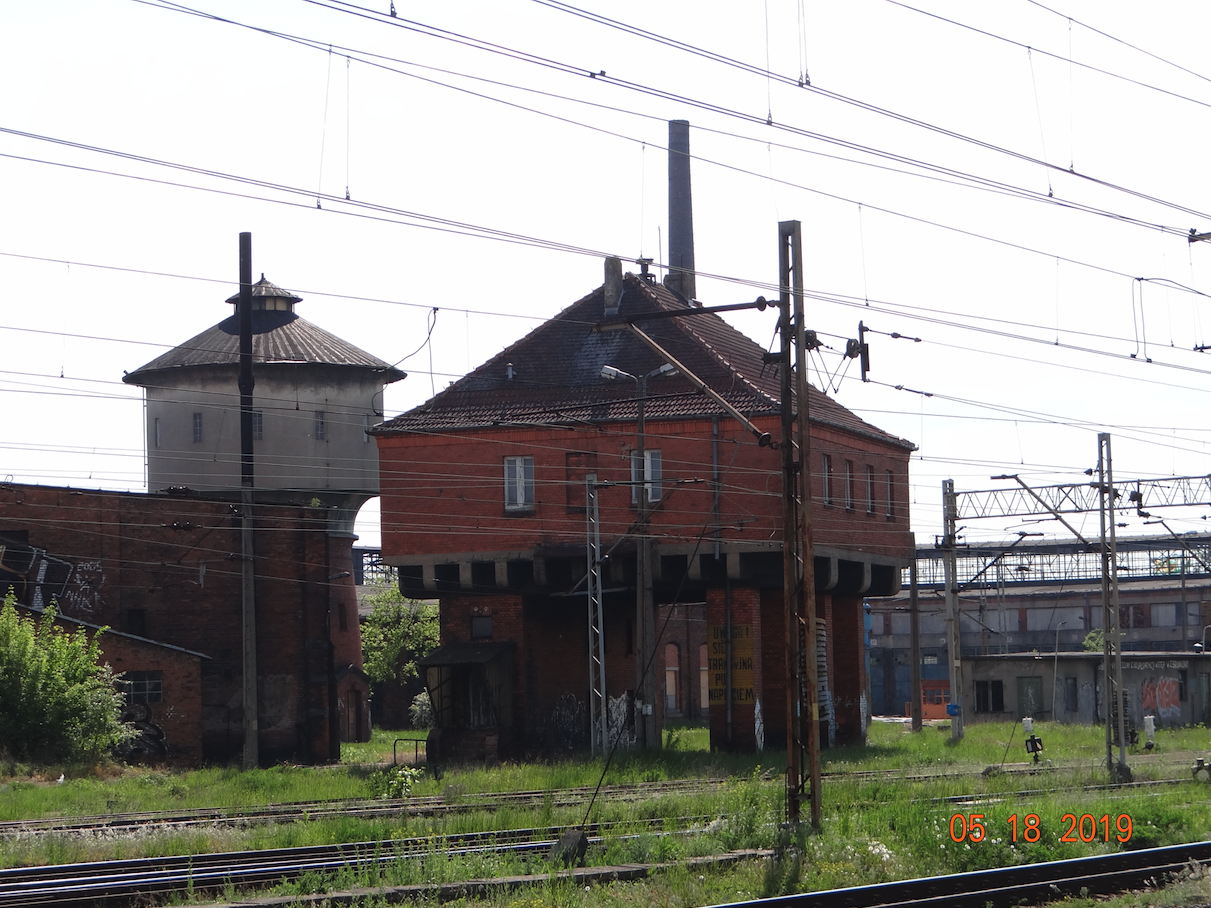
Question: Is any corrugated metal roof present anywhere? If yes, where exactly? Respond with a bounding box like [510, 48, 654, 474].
[374, 272, 913, 449]
[124, 283, 405, 384]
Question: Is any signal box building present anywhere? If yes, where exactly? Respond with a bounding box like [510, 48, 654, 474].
[373, 260, 916, 763]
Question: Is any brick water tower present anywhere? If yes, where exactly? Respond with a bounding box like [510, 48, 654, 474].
[123, 276, 405, 745]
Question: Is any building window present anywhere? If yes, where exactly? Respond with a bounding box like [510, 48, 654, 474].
[192, 412, 203, 444]
[699, 642, 709, 718]
[471, 615, 493, 639]
[252, 411, 263, 441]
[885, 470, 895, 519]
[844, 459, 855, 510]
[1064, 677, 1078, 713]
[363, 413, 373, 442]
[504, 456, 535, 511]
[974, 679, 1004, 713]
[822, 454, 833, 505]
[865, 465, 875, 514]
[153, 417, 161, 449]
[664, 642, 680, 714]
[122, 670, 163, 705]
[631, 449, 662, 504]
[314, 411, 326, 441]
[1180, 669, 1188, 701]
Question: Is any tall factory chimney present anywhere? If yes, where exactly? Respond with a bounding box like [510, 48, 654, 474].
[666, 119, 696, 302]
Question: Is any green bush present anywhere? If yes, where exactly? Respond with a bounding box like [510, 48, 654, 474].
[0, 591, 133, 762]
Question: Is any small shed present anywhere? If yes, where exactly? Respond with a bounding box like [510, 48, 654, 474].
[963, 652, 1211, 727]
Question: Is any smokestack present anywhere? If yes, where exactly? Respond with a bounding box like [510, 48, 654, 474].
[666, 119, 696, 302]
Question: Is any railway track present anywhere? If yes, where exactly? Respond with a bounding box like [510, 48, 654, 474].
[718, 839, 1211, 908]
[0, 778, 727, 838]
[0, 815, 710, 907]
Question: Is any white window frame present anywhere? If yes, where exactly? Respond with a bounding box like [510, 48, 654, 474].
[885, 469, 895, 519]
[631, 449, 663, 504]
[865, 464, 875, 514]
[844, 459, 855, 510]
[821, 453, 833, 505]
[504, 455, 535, 511]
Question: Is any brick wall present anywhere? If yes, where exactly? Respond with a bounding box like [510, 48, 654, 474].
[377, 418, 913, 563]
[705, 586, 764, 751]
[0, 483, 366, 765]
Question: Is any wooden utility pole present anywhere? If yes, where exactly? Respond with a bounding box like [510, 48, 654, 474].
[779, 220, 821, 828]
[238, 232, 258, 770]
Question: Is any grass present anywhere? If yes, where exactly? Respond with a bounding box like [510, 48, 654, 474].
[3, 719, 1211, 906]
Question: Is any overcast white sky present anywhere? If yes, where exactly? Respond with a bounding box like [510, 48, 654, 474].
[4, 1, 1211, 550]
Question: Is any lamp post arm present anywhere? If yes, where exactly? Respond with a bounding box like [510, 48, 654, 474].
[621, 323, 774, 447]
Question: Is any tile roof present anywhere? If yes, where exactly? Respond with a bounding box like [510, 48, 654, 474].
[374, 272, 913, 450]
[123, 281, 405, 384]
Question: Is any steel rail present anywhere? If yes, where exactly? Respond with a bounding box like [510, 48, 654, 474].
[0, 815, 713, 907]
[0, 777, 727, 838]
[710, 840, 1211, 908]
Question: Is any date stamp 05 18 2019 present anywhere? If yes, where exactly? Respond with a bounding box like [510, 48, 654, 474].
[949, 813, 1133, 844]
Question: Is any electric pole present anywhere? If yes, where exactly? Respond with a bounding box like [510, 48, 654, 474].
[779, 220, 822, 828]
[238, 232, 258, 770]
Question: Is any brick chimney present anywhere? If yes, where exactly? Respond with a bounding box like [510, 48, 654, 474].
[665, 119, 696, 302]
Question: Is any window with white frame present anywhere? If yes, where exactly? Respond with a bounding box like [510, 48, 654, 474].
[885, 469, 895, 519]
[504, 455, 535, 511]
[631, 449, 663, 504]
[844, 459, 855, 510]
[821, 453, 833, 505]
[865, 464, 875, 514]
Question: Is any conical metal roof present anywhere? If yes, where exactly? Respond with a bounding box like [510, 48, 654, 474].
[124, 278, 404, 385]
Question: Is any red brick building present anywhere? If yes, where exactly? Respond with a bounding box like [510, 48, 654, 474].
[373, 261, 915, 761]
[0, 483, 366, 764]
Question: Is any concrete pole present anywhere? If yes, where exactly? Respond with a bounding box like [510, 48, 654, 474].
[909, 534, 922, 732]
[238, 231, 258, 770]
[943, 479, 963, 740]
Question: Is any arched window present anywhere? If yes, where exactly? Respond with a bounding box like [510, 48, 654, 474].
[664, 642, 680, 715]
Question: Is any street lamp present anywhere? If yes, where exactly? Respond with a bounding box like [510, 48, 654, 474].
[600, 362, 676, 748]
[1196, 624, 1211, 653]
[1052, 621, 1067, 721]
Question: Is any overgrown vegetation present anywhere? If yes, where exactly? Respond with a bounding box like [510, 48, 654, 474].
[3, 719, 1211, 907]
[0, 591, 132, 763]
[359, 587, 438, 686]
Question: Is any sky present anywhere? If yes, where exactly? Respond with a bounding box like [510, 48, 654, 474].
[4, 0, 1211, 551]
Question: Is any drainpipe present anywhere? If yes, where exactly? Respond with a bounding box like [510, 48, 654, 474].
[712, 417, 720, 561]
[725, 579, 733, 745]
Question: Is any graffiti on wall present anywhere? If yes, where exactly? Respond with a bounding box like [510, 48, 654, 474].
[1141, 676, 1181, 720]
[61, 560, 105, 616]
